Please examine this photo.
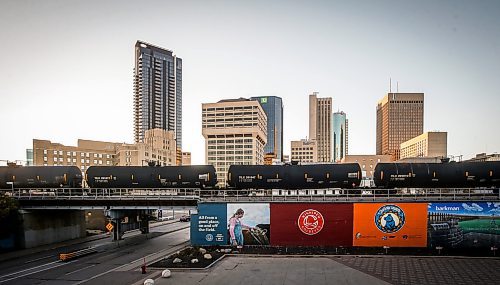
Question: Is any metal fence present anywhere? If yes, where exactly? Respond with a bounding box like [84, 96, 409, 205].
[2, 187, 499, 202]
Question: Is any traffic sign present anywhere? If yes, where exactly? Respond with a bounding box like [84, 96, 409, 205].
[106, 222, 114, 232]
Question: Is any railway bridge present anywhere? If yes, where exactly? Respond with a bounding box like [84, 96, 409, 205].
[2, 187, 500, 250]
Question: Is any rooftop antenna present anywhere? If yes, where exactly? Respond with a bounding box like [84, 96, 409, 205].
[389, 78, 392, 93]
[397, 81, 399, 93]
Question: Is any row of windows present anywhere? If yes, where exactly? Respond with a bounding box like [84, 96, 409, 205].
[206, 134, 252, 139]
[207, 139, 253, 144]
[42, 149, 113, 159]
[208, 156, 254, 160]
[204, 106, 255, 112]
[207, 150, 253, 155]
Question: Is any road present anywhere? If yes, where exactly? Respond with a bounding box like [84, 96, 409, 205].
[0, 221, 190, 285]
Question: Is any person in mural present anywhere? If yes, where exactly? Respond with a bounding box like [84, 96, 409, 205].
[229, 208, 253, 248]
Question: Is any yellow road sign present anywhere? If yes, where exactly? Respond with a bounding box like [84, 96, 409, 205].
[106, 222, 114, 232]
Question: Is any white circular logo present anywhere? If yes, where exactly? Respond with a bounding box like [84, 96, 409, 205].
[298, 209, 325, 235]
[205, 234, 214, 241]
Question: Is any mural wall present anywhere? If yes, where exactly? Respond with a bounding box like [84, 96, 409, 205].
[271, 203, 352, 246]
[191, 201, 499, 249]
[353, 203, 428, 247]
[428, 202, 500, 248]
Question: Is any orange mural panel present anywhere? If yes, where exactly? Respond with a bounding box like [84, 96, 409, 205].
[353, 203, 428, 247]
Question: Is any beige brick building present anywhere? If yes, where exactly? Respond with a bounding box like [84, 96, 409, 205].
[341, 155, 392, 178]
[376, 93, 424, 160]
[33, 129, 178, 174]
[291, 139, 318, 164]
[202, 98, 267, 186]
[309, 92, 332, 162]
[400, 131, 447, 160]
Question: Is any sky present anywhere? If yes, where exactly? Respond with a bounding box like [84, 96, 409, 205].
[0, 0, 499, 165]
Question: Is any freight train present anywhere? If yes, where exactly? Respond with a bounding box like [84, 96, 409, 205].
[0, 166, 82, 189]
[85, 165, 218, 189]
[373, 161, 500, 189]
[1, 162, 499, 195]
[226, 163, 362, 190]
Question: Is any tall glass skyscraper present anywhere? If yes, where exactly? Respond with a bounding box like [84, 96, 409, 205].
[332, 111, 348, 162]
[133, 41, 182, 154]
[250, 96, 283, 161]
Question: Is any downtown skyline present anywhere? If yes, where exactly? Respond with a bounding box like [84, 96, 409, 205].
[1, 0, 499, 165]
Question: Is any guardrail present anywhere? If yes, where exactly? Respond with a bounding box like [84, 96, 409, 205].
[2, 187, 499, 202]
[2, 188, 202, 200]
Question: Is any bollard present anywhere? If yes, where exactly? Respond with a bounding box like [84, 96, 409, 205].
[141, 257, 147, 274]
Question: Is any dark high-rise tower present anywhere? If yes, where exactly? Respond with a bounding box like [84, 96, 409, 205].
[133, 41, 182, 154]
[251, 96, 284, 161]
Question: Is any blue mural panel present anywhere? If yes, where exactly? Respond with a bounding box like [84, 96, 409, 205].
[190, 203, 228, 246]
[428, 202, 500, 248]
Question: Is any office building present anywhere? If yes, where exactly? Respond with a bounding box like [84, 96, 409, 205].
[341, 155, 392, 178]
[202, 98, 267, 186]
[33, 129, 177, 173]
[467, 153, 500, 162]
[291, 139, 317, 164]
[309, 92, 332, 162]
[400, 131, 447, 160]
[376, 93, 424, 160]
[133, 41, 182, 162]
[332, 111, 349, 162]
[250, 96, 283, 161]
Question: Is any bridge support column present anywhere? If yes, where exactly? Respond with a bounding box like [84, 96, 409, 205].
[107, 209, 154, 240]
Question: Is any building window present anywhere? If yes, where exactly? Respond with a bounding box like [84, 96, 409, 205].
[43, 149, 47, 155]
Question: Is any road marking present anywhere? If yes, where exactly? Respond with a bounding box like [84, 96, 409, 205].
[64, 264, 96, 275]
[23, 255, 53, 264]
[0, 261, 75, 284]
[0, 260, 60, 278]
[74, 229, 190, 284]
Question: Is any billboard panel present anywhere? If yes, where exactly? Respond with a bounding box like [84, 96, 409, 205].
[428, 202, 500, 248]
[270, 203, 353, 246]
[227, 203, 270, 246]
[353, 203, 427, 247]
[190, 203, 227, 246]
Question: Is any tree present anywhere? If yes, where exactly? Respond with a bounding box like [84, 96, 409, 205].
[0, 193, 19, 238]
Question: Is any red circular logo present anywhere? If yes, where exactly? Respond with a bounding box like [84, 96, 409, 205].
[298, 209, 324, 235]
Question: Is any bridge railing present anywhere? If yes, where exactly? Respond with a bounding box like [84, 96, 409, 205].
[1, 188, 202, 200]
[2, 187, 499, 202]
[200, 187, 500, 202]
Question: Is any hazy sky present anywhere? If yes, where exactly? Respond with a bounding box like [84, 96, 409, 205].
[1, 0, 499, 165]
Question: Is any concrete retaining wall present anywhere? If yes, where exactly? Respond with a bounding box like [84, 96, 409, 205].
[19, 210, 86, 248]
